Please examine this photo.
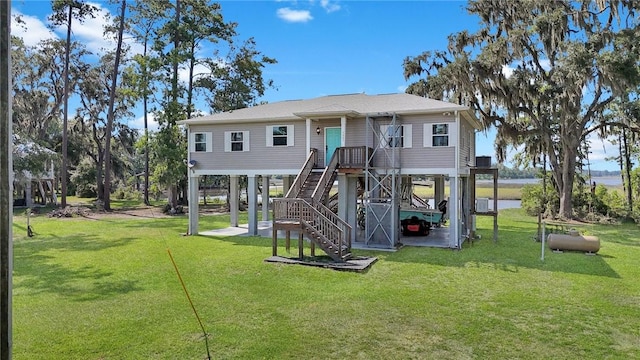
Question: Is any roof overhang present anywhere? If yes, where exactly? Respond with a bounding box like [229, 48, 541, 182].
[178, 115, 303, 126]
[293, 109, 361, 119]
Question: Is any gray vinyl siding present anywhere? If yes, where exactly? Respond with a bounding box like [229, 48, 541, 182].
[313, 119, 341, 166]
[459, 120, 474, 167]
[366, 114, 457, 170]
[188, 121, 307, 172]
[188, 113, 471, 175]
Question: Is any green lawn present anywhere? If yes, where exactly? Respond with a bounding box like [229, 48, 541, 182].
[11, 208, 640, 359]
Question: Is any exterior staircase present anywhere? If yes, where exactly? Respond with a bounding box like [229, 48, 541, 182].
[274, 148, 352, 262]
[273, 146, 372, 262]
[297, 171, 322, 200]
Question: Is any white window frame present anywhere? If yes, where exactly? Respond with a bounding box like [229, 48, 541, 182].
[189, 132, 212, 153]
[224, 131, 250, 152]
[423, 123, 456, 147]
[266, 125, 294, 147]
[379, 124, 412, 148]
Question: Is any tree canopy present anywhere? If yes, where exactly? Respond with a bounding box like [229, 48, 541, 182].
[404, 0, 640, 218]
[11, 0, 276, 210]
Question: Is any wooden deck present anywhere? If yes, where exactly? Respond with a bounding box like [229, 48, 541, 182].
[264, 255, 377, 272]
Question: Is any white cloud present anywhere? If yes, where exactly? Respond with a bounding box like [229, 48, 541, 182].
[44, 2, 143, 57]
[130, 112, 159, 132]
[587, 134, 618, 162]
[501, 65, 514, 78]
[178, 62, 213, 84]
[53, 2, 114, 55]
[12, 12, 57, 47]
[277, 8, 313, 23]
[320, 0, 341, 13]
[539, 59, 551, 70]
[397, 85, 408, 93]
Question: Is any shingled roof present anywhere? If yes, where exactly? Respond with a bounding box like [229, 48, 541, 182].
[179, 93, 475, 125]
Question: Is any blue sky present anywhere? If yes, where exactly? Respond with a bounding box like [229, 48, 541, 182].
[11, 0, 621, 171]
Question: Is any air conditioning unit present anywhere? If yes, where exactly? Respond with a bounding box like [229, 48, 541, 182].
[476, 198, 489, 213]
[475, 156, 491, 167]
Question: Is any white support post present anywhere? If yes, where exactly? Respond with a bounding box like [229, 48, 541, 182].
[448, 176, 459, 249]
[306, 118, 311, 155]
[340, 116, 346, 146]
[462, 176, 470, 241]
[262, 175, 270, 221]
[435, 176, 445, 207]
[282, 175, 292, 196]
[346, 176, 358, 243]
[188, 174, 199, 235]
[248, 175, 258, 235]
[230, 175, 239, 227]
[338, 174, 348, 221]
[541, 221, 546, 261]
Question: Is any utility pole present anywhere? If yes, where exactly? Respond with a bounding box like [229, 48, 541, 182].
[0, 1, 14, 358]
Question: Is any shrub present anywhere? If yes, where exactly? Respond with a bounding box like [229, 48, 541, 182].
[113, 187, 141, 201]
[521, 183, 558, 217]
[161, 204, 184, 215]
[75, 183, 97, 198]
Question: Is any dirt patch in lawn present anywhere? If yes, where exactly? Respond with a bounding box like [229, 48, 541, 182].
[43, 204, 228, 220]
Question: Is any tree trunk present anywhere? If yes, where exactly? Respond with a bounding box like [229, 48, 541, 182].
[623, 128, 633, 213]
[168, 184, 178, 210]
[96, 152, 104, 200]
[102, 0, 126, 211]
[555, 135, 579, 219]
[202, 175, 208, 206]
[143, 42, 150, 206]
[61, 5, 73, 208]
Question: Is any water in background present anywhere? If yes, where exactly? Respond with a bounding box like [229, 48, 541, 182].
[476, 176, 622, 209]
[477, 176, 622, 186]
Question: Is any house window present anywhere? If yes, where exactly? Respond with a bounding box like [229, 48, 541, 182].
[224, 131, 250, 152]
[266, 125, 294, 147]
[423, 123, 455, 147]
[379, 124, 412, 148]
[231, 132, 244, 151]
[189, 132, 212, 153]
[195, 133, 207, 152]
[432, 124, 449, 147]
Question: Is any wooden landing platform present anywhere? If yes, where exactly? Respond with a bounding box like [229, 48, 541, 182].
[264, 255, 378, 272]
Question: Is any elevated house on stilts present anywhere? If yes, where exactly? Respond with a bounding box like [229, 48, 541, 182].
[179, 93, 488, 261]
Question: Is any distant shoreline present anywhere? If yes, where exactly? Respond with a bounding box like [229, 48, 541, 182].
[477, 176, 623, 187]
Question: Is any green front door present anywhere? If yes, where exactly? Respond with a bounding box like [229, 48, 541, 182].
[325, 127, 341, 166]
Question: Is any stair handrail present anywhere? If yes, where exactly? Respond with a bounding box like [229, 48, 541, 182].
[273, 198, 351, 260]
[299, 217, 347, 260]
[312, 199, 351, 251]
[285, 148, 318, 198]
[311, 148, 339, 204]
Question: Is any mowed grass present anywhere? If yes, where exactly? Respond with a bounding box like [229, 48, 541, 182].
[11, 208, 640, 359]
[413, 182, 524, 200]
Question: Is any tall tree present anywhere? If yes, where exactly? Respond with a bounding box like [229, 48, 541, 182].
[11, 37, 90, 152]
[149, 0, 247, 210]
[604, 97, 640, 213]
[49, 0, 97, 208]
[404, 0, 640, 218]
[197, 37, 276, 113]
[74, 52, 136, 201]
[127, 0, 163, 206]
[102, 0, 127, 211]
